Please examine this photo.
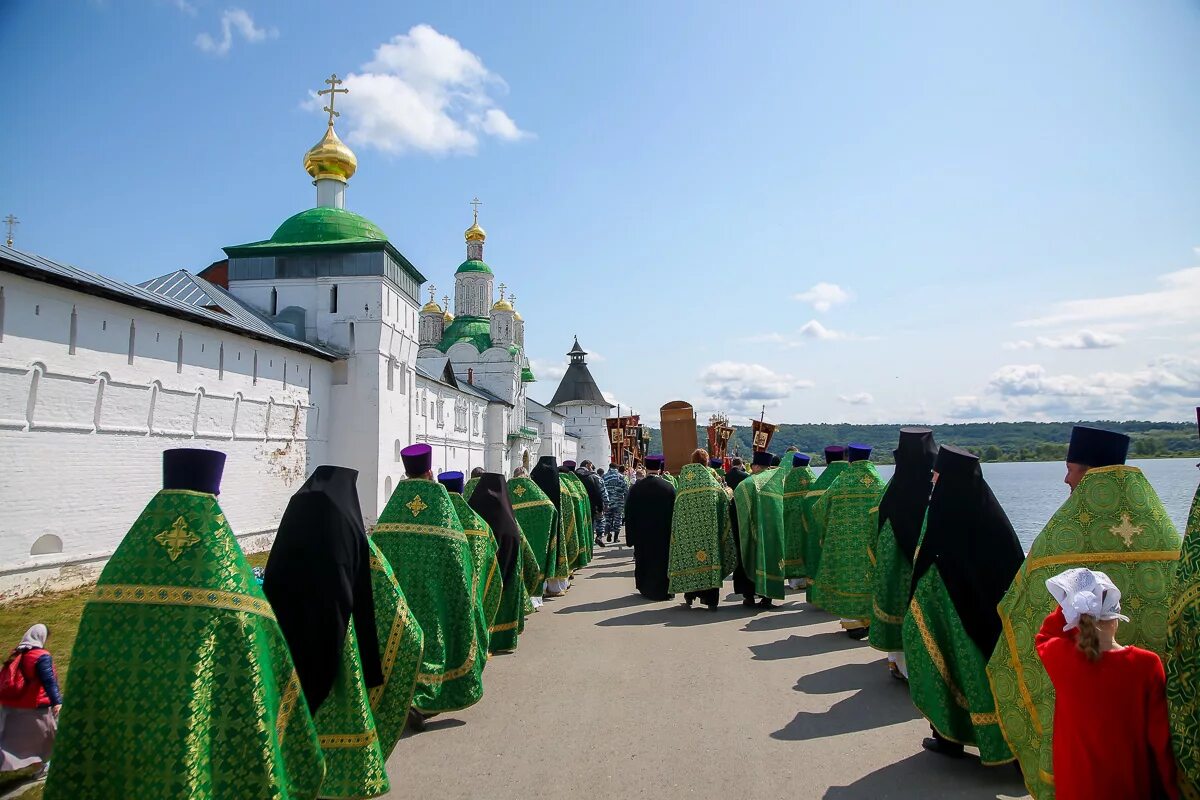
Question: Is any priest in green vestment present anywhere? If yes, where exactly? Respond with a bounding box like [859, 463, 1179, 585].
[531, 456, 572, 596]
[869, 427, 937, 679]
[374, 444, 484, 718]
[561, 466, 594, 568]
[46, 449, 325, 800]
[782, 453, 817, 587]
[731, 452, 769, 605]
[799, 446, 849, 587]
[903, 445, 1024, 765]
[262, 466, 392, 798]
[808, 444, 886, 638]
[987, 426, 1181, 800]
[509, 475, 556, 603]
[1167, 410, 1200, 800]
[737, 452, 787, 605]
[439, 472, 502, 660]
[470, 473, 529, 653]
[365, 536, 424, 757]
[668, 453, 736, 610]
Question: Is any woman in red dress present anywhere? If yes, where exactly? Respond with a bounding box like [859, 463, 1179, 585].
[1036, 567, 1178, 800]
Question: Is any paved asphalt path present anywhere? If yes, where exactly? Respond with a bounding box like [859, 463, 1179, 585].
[385, 545, 1032, 800]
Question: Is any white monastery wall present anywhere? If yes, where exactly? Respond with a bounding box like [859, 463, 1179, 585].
[0, 273, 331, 599]
[410, 378, 489, 480]
[557, 402, 612, 466]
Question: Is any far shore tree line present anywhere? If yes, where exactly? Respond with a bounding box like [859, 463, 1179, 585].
[645, 420, 1198, 465]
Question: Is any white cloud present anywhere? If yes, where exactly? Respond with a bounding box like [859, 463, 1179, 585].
[170, 0, 197, 15]
[741, 319, 869, 348]
[794, 282, 851, 313]
[698, 361, 813, 415]
[798, 320, 845, 340]
[195, 8, 275, 56]
[529, 358, 566, 381]
[1004, 330, 1125, 351]
[1019, 267, 1200, 329]
[331, 25, 531, 155]
[946, 355, 1200, 421]
[839, 392, 874, 405]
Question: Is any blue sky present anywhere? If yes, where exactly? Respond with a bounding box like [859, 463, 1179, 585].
[4, 1, 1199, 424]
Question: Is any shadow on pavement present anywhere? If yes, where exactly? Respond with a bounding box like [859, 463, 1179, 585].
[749, 631, 865, 660]
[822, 751, 1028, 799]
[586, 569, 636, 579]
[772, 660, 920, 741]
[597, 601, 765, 627]
[557, 593, 654, 614]
[741, 607, 837, 632]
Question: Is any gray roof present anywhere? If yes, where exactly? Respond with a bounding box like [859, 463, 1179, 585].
[548, 338, 612, 408]
[1, 247, 338, 359]
[527, 398, 565, 419]
[414, 359, 512, 407]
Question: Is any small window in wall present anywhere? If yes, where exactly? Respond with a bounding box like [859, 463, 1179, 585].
[394, 440, 402, 462]
[176, 334, 184, 373]
[253, 350, 259, 385]
[30, 534, 63, 556]
[127, 320, 136, 364]
[270, 287, 278, 316]
[218, 343, 225, 380]
[330, 285, 338, 314]
[387, 358, 395, 391]
[68, 306, 78, 355]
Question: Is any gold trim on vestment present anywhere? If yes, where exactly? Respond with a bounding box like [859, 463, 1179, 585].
[675, 486, 720, 499]
[783, 491, 809, 499]
[1170, 581, 1200, 626]
[318, 730, 378, 749]
[909, 598, 969, 709]
[755, 568, 785, 582]
[806, 489, 826, 498]
[483, 559, 498, 609]
[970, 711, 999, 726]
[760, 490, 784, 500]
[826, 492, 884, 501]
[276, 669, 302, 743]
[1021, 549, 1179, 577]
[872, 599, 903, 625]
[91, 584, 276, 620]
[669, 564, 722, 579]
[866, 546, 877, 566]
[416, 636, 478, 685]
[511, 499, 553, 511]
[490, 619, 519, 633]
[463, 527, 490, 539]
[156, 489, 219, 499]
[818, 585, 870, 599]
[998, 611, 1042, 735]
[373, 522, 467, 543]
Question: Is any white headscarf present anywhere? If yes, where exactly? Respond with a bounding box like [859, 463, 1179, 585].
[17, 624, 47, 651]
[1045, 568, 1129, 631]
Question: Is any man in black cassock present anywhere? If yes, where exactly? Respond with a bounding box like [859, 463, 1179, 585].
[624, 454, 676, 600]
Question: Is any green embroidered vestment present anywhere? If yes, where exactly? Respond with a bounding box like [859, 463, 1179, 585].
[801, 461, 849, 580]
[668, 464, 735, 594]
[782, 465, 817, 579]
[1166, 479, 1200, 799]
[807, 461, 886, 621]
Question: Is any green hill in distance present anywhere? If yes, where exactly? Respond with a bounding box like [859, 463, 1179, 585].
[646, 421, 1198, 464]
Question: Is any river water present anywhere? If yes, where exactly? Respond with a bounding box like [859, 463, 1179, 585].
[820, 457, 1198, 551]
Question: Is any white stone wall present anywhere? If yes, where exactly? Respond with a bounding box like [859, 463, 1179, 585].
[554, 402, 612, 466]
[0, 273, 331, 599]
[410, 377, 489, 480]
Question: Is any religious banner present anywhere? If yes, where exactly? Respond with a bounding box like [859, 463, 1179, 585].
[750, 418, 777, 453]
[706, 413, 735, 459]
[607, 415, 642, 466]
[660, 401, 698, 476]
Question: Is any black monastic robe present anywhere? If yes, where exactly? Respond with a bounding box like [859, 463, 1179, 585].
[624, 475, 676, 600]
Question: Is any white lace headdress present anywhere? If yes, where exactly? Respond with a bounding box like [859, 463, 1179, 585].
[1045, 567, 1130, 631]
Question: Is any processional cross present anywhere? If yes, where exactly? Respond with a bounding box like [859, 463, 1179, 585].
[318, 73, 349, 126]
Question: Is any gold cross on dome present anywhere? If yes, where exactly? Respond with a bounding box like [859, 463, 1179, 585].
[427, 284, 436, 304]
[155, 516, 200, 562]
[318, 73, 349, 127]
[509, 293, 517, 307]
[442, 295, 450, 310]
[1110, 511, 1144, 548]
[406, 495, 428, 517]
[498, 283, 507, 301]
[470, 196, 482, 223]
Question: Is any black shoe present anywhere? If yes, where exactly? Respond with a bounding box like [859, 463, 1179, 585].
[595, 538, 606, 547]
[922, 736, 964, 758]
[758, 597, 775, 609]
[666, 594, 675, 600]
[707, 602, 719, 612]
[742, 597, 758, 608]
[847, 626, 869, 641]
[406, 708, 427, 733]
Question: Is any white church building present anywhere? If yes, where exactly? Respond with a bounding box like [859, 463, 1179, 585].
[0, 98, 593, 599]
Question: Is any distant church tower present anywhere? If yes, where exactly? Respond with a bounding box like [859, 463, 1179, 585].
[548, 337, 613, 466]
[455, 201, 494, 318]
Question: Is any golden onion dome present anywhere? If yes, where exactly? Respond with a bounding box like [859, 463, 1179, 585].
[421, 298, 442, 314]
[304, 124, 357, 183]
[492, 297, 514, 312]
[464, 219, 486, 243]
[443, 310, 454, 324]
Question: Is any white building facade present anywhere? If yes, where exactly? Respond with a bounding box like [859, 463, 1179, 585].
[0, 112, 578, 599]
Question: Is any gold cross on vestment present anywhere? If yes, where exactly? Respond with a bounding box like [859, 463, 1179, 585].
[406, 495, 428, 517]
[155, 516, 200, 561]
[1110, 512, 1144, 548]
[514, 484, 526, 497]
[318, 73, 349, 127]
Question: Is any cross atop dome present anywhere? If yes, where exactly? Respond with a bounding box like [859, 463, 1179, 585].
[303, 73, 357, 208]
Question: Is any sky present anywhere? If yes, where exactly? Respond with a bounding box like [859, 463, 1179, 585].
[3, 1, 1199, 425]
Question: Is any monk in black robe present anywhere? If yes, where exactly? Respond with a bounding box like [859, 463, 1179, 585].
[625, 455, 675, 600]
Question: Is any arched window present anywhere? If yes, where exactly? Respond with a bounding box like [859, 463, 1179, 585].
[269, 287, 278, 316]
[30, 535, 63, 556]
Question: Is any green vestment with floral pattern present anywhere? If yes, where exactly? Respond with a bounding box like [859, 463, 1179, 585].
[808, 461, 886, 621]
[1168, 479, 1200, 800]
[801, 461, 849, 580]
[509, 477, 557, 593]
[45, 489, 325, 800]
[448, 493, 502, 658]
[373, 479, 484, 714]
[869, 515, 918, 653]
[987, 466, 1181, 800]
[903, 541, 1013, 765]
[668, 464, 735, 594]
[561, 472, 594, 568]
[783, 465, 817, 579]
[738, 469, 787, 600]
[364, 538, 424, 761]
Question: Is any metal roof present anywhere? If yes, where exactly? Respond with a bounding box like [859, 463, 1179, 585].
[527, 398, 566, 419]
[1, 246, 339, 359]
[414, 360, 512, 407]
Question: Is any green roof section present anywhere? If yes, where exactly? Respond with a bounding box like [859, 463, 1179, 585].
[437, 315, 493, 353]
[521, 366, 536, 382]
[271, 207, 387, 245]
[509, 426, 540, 441]
[455, 259, 493, 275]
